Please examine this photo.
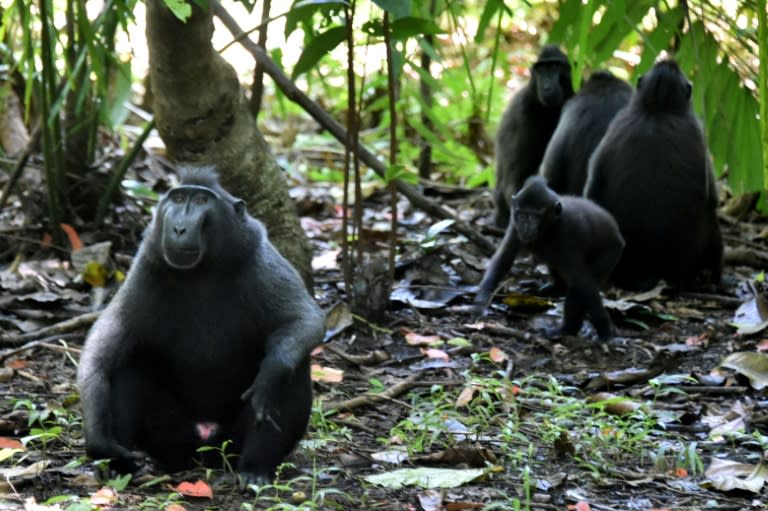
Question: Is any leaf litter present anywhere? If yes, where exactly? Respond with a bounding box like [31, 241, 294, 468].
[1, 172, 768, 509]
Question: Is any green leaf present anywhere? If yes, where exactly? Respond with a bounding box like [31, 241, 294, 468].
[291, 25, 347, 79]
[383, 163, 419, 185]
[389, 16, 443, 40]
[104, 59, 133, 128]
[633, 7, 684, 78]
[372, 0, 410, 18]
[162, 0, 192, 22]
[475, 0, 502, 42]
[285, 0, 348, 38]
[0, 448, 23, 463]
[549, 0, 582, 43]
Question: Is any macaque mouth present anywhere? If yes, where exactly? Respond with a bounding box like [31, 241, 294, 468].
[163, 247, 203, 269]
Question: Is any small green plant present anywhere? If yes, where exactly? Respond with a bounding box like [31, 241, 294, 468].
[138, 492, 184, 510]
[22, 426, 63, 454]
[243, 463, 350, 510]
[197, 439, 237, 476]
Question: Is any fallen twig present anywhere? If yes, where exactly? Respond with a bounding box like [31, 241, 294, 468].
[679, 291, 742, 308]
[322, 373, 420, 413]
[0, 334, 82, 363]
[0, 311, 99, 345]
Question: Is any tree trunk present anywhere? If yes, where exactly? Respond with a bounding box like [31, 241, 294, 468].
[145, 0, 313, 287]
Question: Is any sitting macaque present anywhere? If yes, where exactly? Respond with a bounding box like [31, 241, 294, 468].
[475, 176, 624, 340]
[77, 166, 325, 485]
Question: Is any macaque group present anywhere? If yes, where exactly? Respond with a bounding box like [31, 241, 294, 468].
[484, 56, 723, 339]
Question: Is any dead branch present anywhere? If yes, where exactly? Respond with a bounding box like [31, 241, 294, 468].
[0, 311, 99, 345]
[322, 373, 420, 414]
[211, 1, 495, 256]
[0, 335, 82, 363]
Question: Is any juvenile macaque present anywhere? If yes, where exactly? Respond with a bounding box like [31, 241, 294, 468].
[476, 176, 624, 340]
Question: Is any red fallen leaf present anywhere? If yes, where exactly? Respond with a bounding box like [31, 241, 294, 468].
[489, 347, 508, 363]
[420, 347, 449, 361]
[0, 437, 24, 449]
[566, 502, 591, 511]
[165, 504, 187, 511]
[6, 360, 27, 369]
[757, 339, 768, 352]
[60, 223, 83, 251]
[684, 333, 708, 346]
[175, 480, 213, 498]
[675, 467, 688, 478]
[511, 385, 521, 395]
[90, 487, 117, 507]
[445, 502, 484, 510]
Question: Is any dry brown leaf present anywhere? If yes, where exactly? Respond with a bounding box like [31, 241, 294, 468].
[311, 364, 344, 383]
[90, 487, 117, 507]
[402, 329, 443, 346]
[421, 347, 449, 361]
[455, 386, 475, 407]
[489, 347, 508, 363]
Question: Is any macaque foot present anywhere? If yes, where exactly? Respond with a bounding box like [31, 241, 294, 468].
[238, 471, 272, 491]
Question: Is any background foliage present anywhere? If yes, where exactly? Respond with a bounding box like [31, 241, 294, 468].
[0, 0, 766, 223]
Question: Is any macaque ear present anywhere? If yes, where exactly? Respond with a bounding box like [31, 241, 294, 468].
[234, 200, 246, 219]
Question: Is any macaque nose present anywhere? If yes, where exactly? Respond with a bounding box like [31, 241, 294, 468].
[173, 225, 187, 236]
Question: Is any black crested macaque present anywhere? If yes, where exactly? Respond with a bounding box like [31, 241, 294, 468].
[493, 45, 574, 228]
[539, 71, 632, 195]
[475, 176, 624, 340]
[585, 59, 723, 291]
[77, 166, 325, 485]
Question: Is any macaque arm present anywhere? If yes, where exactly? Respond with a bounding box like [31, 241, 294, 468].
[78, 316, 139, 460]
[474, 225, 521, 309]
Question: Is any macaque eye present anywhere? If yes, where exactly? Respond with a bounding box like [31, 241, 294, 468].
[194, 195, 209, 205]
[171, 194, 185, 204]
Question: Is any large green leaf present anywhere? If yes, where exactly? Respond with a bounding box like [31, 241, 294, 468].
[633, 6, 684, 79]
[474, 0, 503, 43]
[291, 25, 347, 79]
[372, 0, 410, 18]
[390, 16, 443, 39]
[285, 0, 348, 38]
[593, 1, 655, 64]
[162, 0, 192, 21]
[549, 0, 583, 43]
[678, 22, 763, 190]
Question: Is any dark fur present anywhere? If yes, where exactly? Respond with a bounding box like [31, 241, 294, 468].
[476, 176, 624, 340]
[493, 45, 574, 228]
[584, 59, 723, 290]
[77, 166, 324, 484]
[540, 71, 632, 195]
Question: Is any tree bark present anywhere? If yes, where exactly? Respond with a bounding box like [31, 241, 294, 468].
[145, 0, 313, 287]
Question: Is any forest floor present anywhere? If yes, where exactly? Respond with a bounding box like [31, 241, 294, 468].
[2, 156, 768, 511]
